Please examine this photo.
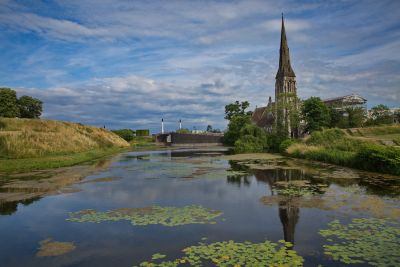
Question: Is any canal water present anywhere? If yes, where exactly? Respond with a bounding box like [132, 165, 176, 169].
[0, 148, 399, 266]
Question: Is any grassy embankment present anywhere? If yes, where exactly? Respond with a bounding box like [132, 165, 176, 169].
[285, 125, 400, 175]
[130, 136, 156, 149]
[0, 118, 130, 173]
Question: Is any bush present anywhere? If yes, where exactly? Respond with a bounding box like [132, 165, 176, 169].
[233, 124, 269, 153]
[112, 129, 135, 142]
[136, 129, 150, 136]
[354, 143, 400, 175]
[224, 115, 251, 145]
[267, 134, 287, 152]
[303, 148, 356, 166]
[234, 135, 266, 153]
[286, 127, 400, 175]
[279, 139, 296, 153]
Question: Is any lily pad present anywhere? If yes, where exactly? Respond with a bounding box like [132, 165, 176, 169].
[138, 239, 303, 266]
[319, 218, 400, 266]
[67, 205, 223, 227]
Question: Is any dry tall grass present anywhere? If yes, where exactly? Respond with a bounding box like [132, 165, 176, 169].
[0, 118, 129, 159]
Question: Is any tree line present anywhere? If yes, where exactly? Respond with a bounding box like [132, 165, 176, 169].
[0, 87, 42, 119]
[224, 97, 399, 153]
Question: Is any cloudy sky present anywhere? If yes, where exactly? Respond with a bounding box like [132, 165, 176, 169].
[0, 0, 399, 132]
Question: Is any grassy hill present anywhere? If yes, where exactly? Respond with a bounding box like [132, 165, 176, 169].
[344, 124, 400, 147]
[286, 125, 400, 175]
[0, 118, 129, 173]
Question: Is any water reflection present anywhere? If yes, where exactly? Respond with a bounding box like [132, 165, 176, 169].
[278, 198, 299, 244]
[0, 197, 42, 215]
[253, 169, 307, 245]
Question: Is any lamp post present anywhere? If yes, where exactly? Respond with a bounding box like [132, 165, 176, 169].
[179, 119, 182, 130]
[161, 118, 164, 134]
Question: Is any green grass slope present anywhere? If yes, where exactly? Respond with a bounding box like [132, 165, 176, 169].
[344, 124, 400, 146]
[286, 126, 400, 175]
[0, 118, 129, 173]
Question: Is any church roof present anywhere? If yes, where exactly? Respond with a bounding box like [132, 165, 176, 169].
[251, 102, 275, 128]
[276, 14, 296, 78]
[252, 106, 266, 122]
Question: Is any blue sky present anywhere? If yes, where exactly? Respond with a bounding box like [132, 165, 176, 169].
[1, 0, 399, 133]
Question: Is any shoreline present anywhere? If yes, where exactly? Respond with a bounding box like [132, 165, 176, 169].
[0, 147, 130, 174]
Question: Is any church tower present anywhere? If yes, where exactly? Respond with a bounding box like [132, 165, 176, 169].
[274, 14, 298, 137]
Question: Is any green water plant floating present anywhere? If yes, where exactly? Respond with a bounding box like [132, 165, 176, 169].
[67, 205, 222, 227]
[137, 239, 303, 267]
[319, 218, 400, 266]
[273, 180, 327, 197]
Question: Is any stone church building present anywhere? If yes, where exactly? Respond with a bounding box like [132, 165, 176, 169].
[251, 15, 299, 137]
[252, 15, 367, 136]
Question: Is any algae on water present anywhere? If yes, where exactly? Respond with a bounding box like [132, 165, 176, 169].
[67, 205, 223, 227]
[137, 239, 303, 267]
[36, 238, 76, 257]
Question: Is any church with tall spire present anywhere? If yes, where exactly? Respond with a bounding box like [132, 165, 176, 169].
[251, 14, 299, 137]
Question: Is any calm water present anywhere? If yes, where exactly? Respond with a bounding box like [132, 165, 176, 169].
[0, 148, 399, 266]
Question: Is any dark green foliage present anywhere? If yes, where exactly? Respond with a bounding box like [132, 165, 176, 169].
[354, 143, 400, 175]
[366, 104, 393, 125]
[17, 95, 42, 118]
[0, 88, 19, 118]
[224, 100, 252, 121]
[206, 125, 213, 132]
[112, 129, 135, 142]
[299, 148, 357, 166]
[224, 100, 253, 145]
[136, 129, 150, 136]
[279, 138, 296, 153]
[329, 107, 366, 128]
[289, 128, 400, 175]
[233, 124, 269, 153]
[301, 97, 330, 133]
[267, 134, 288, 152]
[346, 107, 365, 128]
[328, 106, 342, 128]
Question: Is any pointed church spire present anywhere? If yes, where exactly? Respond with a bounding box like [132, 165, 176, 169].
[276, 14, 295, 78]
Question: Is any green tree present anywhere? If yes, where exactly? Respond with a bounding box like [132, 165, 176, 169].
[224, 101, 253, 145]
[0, 88, 19, 118]
[301, 97, 330, 133]
[136, 129, 150, 136]
[111, 129, 135, 142]
[224, 101, 252, 120]
[224, 114, 251, 145]
[328, 107, 342, 128]
[346, 107, 365, 128]
[206, 125, 213, 132]
[17, 95, 43, 118]
[367, 104, 393, 125]
[234, 124, 269, 153]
